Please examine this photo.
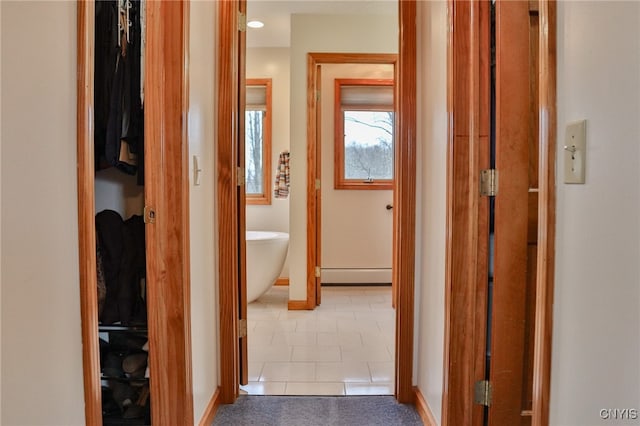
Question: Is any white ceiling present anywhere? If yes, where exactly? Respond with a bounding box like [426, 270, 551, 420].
[246, 0, 397, 48]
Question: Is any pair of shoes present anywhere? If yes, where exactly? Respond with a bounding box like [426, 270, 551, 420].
[101, 386, 120, 416]
[109, 381, 137, 411]
[123, 352, 147, 379]
[102, 352, 125, 378]
[122, 384, 150, 419]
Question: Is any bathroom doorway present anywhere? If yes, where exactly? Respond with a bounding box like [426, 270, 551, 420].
[306, 56, 397, 308]
[218, 0, 417, 404]
[241, 0, 399, 397]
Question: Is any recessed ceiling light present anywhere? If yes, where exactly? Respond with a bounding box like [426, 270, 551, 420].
[247, 20, 264, 29]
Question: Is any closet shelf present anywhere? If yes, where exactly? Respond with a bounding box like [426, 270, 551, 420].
[99, 324, 148, 332]
[101, 375, 149, 383]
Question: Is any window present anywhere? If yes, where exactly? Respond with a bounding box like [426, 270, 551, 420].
[245, 78, 272, 204]
[334, 79, 395, 190]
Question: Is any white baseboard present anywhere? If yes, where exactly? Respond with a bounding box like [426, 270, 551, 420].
[320, 268, 391, 284]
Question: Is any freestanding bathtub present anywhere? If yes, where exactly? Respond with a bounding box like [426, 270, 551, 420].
[245, 231, 289, 303]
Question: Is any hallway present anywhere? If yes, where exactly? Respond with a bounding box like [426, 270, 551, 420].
[212, 395, 421, 425]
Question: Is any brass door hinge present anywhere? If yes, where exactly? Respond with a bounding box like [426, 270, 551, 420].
[315, 179, 321, 190]
[238, 11, 247, 32]
[315, 266, 321, 278]
[238, 319, 248, 338]
[474, 380, 493, 407]
[480, 169, 498, 196]
[237, 167, 245, 186]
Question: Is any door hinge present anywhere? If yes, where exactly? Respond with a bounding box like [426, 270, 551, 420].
[143, 206, 156, 224]
[474, 380, 493, 407]
[315, 266, 321, 278]
[238, 12, 247, 32]
[237, 167, 245, 186]
[238, 319, 248, 338]
[315, 179, 321, 190]
[316, 90, 321, 101]
[480, 169, 498, 196]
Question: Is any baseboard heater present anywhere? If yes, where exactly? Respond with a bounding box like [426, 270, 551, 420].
[320, 268, 392, 285]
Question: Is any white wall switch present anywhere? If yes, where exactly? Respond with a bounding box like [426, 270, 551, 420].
[564, 120, 586, 184]
[193, 155, 202, 186]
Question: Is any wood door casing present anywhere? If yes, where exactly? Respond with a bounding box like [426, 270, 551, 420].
[443, 1, 490, 424]
[304, 52, 399, 311]
[532, 2, 557, 424]
[76, 3, 101, 424]
[395, 0, 417, 403]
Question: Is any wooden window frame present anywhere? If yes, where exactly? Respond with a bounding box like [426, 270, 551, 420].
[245, 78, 272, 205]
[334, 78, 395, 190]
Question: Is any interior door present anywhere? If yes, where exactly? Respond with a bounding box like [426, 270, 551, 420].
[485, 1, 532, 424]
[238, 0, 249, 386]
[315, 64, 322, 306]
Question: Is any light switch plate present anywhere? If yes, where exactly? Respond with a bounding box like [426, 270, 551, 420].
[193, 155, 202, 186]
[564, 120, 586, 184]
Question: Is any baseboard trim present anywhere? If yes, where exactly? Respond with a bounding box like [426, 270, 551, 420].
[275, 277, 289, 286]
[288, 300, 312, 310]
[414, 386, 438, 426]
[198, 387, 221, 426]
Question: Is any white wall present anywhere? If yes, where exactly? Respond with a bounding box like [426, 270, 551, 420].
[246, 47, 291, 277]
[320, 63, 394, 283]
[95, 168, 145, 218]
[1, 1, 85, 424]
[552, 2, 640, 425]
[188, 1, 219, 422]
[289, 13, 398, 300]
[0, 2, 3, 420]
[414, 0, 448, 422]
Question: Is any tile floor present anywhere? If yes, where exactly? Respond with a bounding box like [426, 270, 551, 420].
[240, 285, 395, 396]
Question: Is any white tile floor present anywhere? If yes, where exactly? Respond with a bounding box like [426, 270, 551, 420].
[240, 285, 395, 396]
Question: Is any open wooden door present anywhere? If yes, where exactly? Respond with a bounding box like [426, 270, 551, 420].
[315, 63, 322, 307]
[237, 0, 249, 387]
[217, 0, 248, 401]
[484, 1, 534, 424]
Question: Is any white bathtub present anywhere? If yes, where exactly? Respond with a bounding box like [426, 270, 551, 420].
[245, 231, 289, 303]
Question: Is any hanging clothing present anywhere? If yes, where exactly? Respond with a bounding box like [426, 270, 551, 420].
[95, 0, 145, 183]
[274, 151, 290, 199]
[94, 0, 119, 171]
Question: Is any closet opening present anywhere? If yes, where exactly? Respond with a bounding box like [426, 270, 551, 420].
[77, 1, 192, 424]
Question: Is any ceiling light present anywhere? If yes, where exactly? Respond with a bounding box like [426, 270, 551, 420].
[247, 20, 264, 29]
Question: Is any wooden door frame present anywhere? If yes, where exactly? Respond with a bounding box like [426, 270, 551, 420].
[441, 1, 556, 425]
[77, 1, 194, 424]
[304, 48, 415, 403]
[217, 0, 417, 404]
[304, 52, 399, 312]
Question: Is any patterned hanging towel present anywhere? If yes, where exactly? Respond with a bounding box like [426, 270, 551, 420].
[274, 150, 290, 199]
